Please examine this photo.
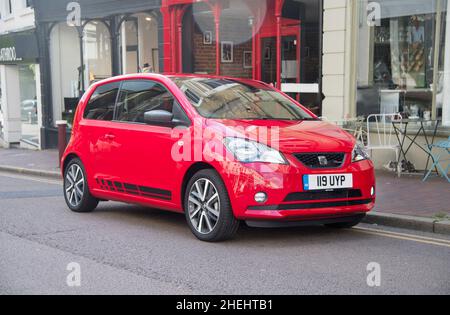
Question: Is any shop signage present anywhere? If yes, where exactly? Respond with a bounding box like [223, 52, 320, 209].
[34, 0, 161, 23]
[0, 32, 39, 65]
[0, 47, 17, 62]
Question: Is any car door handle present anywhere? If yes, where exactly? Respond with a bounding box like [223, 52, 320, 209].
[104, 133, 116, 140]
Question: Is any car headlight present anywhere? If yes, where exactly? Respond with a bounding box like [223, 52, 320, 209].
[224, 137, 287, 164]
[352, 142, 370, 163]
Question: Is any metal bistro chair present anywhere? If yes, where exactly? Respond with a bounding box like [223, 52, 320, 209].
[423, 136, 450, 183]
[320, 117, 368, 145]
[366, 113, 403, 177]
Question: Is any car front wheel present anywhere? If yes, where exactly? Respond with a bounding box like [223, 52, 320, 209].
[63, 158, 99, 213]
[184, 169, 239, 242]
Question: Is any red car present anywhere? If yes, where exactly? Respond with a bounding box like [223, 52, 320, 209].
[61, 73, 376, 242]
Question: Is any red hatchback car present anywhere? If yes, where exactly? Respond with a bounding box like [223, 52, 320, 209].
[62, 73, 376, 242]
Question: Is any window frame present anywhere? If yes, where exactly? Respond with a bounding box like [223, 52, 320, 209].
[111, 79, 191, 128]
[83, 81, 121, 122]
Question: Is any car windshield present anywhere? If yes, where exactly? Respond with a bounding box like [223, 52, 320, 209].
[170, 77, 315, 120]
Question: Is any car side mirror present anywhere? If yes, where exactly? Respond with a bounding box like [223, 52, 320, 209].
[144, 110, 174, 125]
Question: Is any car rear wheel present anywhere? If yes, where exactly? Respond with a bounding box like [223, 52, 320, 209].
[63, 158, 99, 213]
[184, 169, 239, 242]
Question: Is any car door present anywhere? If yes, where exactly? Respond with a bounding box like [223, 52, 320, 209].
[109, 79, 190, 204]
[79, 81, 121, 189]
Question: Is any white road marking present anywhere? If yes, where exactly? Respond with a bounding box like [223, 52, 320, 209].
[354, 226, 450, 248]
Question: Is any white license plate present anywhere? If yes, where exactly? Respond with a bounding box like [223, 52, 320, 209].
[303, 174, 353, 191]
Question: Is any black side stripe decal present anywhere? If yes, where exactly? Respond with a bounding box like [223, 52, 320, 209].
[96, 178, 172, 201]
[139, 185, 171, 197]
[123, 183, 139, 191]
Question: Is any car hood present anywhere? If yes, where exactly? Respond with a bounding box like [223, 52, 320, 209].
[206, 119, 356, 154]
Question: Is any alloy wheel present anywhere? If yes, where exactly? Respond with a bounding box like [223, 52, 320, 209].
[188, 178, 220, 234]
[65, 164, 85, 208]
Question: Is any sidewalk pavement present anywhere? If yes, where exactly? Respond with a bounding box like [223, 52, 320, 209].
[0, 148, 61, 177]
[1, 148, 449, 234]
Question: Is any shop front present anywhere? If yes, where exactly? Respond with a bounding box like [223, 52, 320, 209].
[32, 0, 323, 148]
[351, 0, 450, 171]
[356, 0, 449, 125]
[0, 30, 41, 149]
[161, 0, 323, 114]
[33, 0, 162, 148]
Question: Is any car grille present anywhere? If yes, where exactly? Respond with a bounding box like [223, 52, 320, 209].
[284, 189, 362, 202]
[294, 153, 346, 169]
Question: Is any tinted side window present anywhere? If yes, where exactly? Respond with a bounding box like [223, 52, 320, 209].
[83, 82, 120, 121]
[116, 80, 175, 123]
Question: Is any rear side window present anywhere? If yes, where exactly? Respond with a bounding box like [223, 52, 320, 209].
[83, 82, 120, 121]
[115, 80, 175, 123]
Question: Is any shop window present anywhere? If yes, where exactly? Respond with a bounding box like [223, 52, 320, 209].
[0, 73, 3, 139]
[19, 64, 39, 145]
[119, 13, 159, 74]
[50, 23, 81, 126]
[83, 21, 112, 87]
[258, 0, 322, 114]
[436, 1, 449, 126]
[219, 0, 253, 79]
[356, 0, 448, 124]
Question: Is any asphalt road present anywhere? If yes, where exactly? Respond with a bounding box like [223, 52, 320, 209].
[0, 171, 449, 295]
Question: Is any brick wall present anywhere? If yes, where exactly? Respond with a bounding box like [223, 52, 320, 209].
[220, 40, 252, 79]
[220, 18, 253, 79]
[192, 25, 216, 74]
[191, 19, 253, 78]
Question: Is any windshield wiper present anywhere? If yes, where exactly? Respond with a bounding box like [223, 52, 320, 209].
[298, 117, 320, 121]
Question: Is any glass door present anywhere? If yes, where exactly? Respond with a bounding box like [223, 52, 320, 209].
[281, 35, 299, 84]
[19, 64, 39, 146]
[121, 17, 140, 74]
[261, 37, 277, 85]
[260, 26, 301, 88]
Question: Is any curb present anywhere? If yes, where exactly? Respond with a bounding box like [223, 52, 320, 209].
[434, 220, 450, 235]
[0, 165, 61, 180]
[364, 212, 450, 236]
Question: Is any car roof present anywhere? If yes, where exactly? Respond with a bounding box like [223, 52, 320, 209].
[91, 73, 270, 90]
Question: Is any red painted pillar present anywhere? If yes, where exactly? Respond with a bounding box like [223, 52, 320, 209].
[255, 7, 261, 81]
[171, 7, 177, 73]
[214, 7, 221, 76]
[276, 15, 281, 89]
[275, 0, 284, 89]
[160, 3, 172, 73]
[177, 21, 183, 73]
[176, 5, 188, 73]
[251, 21, 256, 79]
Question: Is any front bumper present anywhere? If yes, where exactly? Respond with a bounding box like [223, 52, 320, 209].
[221, 157, 376, 221]
[246, 213, 367, 228]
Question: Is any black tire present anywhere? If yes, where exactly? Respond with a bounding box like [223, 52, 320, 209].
[184, 169, 239, 242]
[63, 158, 99, 213]
[324, 215, 365, 229]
